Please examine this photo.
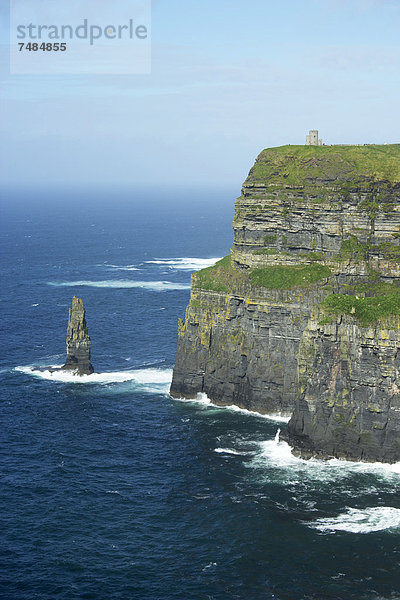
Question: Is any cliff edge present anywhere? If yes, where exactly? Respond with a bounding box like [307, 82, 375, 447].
[170, 144, 400, 463]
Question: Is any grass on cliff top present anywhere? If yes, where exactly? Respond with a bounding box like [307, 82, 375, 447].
[192, 255, 245, 293]
[250, 263, 331, 289]
[246, 144, 400, 187]
[194, 257, 331, 292]
[322, 282, 400, 326]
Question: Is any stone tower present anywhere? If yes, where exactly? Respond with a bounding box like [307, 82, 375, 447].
[305, 130, 323, 146]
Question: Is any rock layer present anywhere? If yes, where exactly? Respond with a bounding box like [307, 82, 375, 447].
[62, 296, 94, 375]
[171, 144, 400, 462]
[286, 312, 400, 463]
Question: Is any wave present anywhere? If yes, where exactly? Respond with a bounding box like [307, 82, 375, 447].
[173, 393, 291, 422]
[308, 507, 400, 534]
[214, 447, 249, 456]
[145, 257, 222, 271]
[105, 264, 140, 271]
[47, 280, 190, 291]
[15, 366, 173, 393]
[250, 438, 400, 482]
[222, 403, 290, 422]
[99, 259, 221, 272]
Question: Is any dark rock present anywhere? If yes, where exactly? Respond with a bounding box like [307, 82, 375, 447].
[284, 314, 400, 463]
[62, 296, 94, 375]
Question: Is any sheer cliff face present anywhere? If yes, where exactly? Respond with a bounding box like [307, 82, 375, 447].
[288, 313, 400, 463]
[170, 144, 400, 462]
[62, 296, 94, 375]
[171, 287, 314, 415]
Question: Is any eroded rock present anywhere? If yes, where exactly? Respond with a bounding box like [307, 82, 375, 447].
[62, 296, 94, 375]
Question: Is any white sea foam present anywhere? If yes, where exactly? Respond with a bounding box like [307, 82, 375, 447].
[15, 366, 173, 393]
[172, 392, 211, 408]
[105, 264, 140, 271]
[308, 507, 400, 534]
[47, 280, 190, 291]
[214, 447, 246, 456]
[172, 392, 291, 421]
[31, 303, 39, 307]
[251, 438, 400, 482]
[145, 257, 222, 271]
[202, 562, 217, 571]
[222, 403, 290, 422]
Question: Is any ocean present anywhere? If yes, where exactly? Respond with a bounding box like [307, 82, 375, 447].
[1, 188, 400, 600]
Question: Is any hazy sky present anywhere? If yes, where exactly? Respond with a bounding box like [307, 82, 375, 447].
[1, 0, 399, 191]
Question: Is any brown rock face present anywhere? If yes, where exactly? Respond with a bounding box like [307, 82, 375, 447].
[62, 296, 94, 375]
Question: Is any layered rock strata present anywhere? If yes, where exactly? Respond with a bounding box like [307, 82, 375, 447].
[62, 296, 94, 375]
[287, 311, 400, 463]
[170, 144, 400, 462]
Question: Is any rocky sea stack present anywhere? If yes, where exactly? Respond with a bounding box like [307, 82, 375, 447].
[62, 296, 94, 375]
[171, 144, 400, 463]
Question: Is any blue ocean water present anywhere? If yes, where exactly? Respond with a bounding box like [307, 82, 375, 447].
[1, 188, 400, 600]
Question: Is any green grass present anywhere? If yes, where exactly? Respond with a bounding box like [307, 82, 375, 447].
[337, 235, 400, 261]
[193, 255, 248, 293]
[298, 251, 324, 261]
[322, 281, 400, 325]
[246, 144, 400, 187]
[264, 234, 277, 244]
[340, 236, 366, 256]
[194, 256, 331, 293]
[254, 248, 278, 255]
[250, 263, 331, 289]
[193, 256, 232, 292]
[322, 292, 400, 326]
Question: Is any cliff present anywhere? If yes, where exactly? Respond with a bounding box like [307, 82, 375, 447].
[62, 296, 94, 375]
[170, 144, 400, 463]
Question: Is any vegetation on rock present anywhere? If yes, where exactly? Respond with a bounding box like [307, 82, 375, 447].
[246, 144, 400, 187]
[322, 282, 400, 326]
[250, 264, 331, 289]
[192, 256, 242, 293]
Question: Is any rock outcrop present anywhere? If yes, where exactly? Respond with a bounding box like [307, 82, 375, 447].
[171, 144, 400, 462]
[62, 296, 94, 375]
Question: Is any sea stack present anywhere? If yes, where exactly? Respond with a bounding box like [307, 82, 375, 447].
[62, 296, 94, 375]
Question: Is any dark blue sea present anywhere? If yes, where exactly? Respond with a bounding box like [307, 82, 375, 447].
[1, 188, 400, 600]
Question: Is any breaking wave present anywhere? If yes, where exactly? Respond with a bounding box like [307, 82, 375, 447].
[250, 438, 400, 483]
[15, 366, 173, 393]
[308, 507, 400, 534]
[223, 403, 290, 422]
[173, 392, 290, 422]
[214, 447, 248, 456]
[145, 257, 222, 270]
[47, 280, 190, 291]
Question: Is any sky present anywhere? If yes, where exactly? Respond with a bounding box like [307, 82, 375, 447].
[1, 0, 400, 193]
